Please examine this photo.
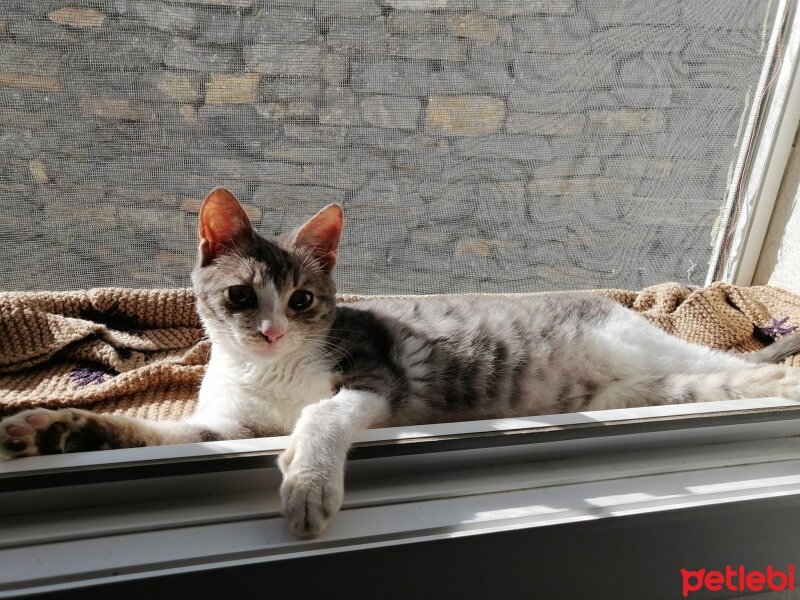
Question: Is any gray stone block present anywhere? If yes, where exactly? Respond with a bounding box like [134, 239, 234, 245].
[198, 11, 243, 45]
[586, 87, 672, 110]
[386, 12, 444, 35]
[348, 181, 425, 234]
[597, 133, 733, 161]
[475, 180, 527, 222]
[260, 78, 321, 102]
[283, 124, 349, 145]
[131, 1, 198, 34]
[347, 126, 451, 153]
[684, 58, 761, 89]
[586, 0, 678, 26]
[602, 156, 674, 179]
[344, 148, 393, 172]
[468, 42, 515, 64]
[591, 25, 687, 54]
[317, 0, 381, 18]
[243, 42, 320, 76]
[515, 53, 616, 92]
[326, 17, 388, 53]
[587, 110, 667, 134]
[351, 59, 431, 95]
[264, 142, 344, 163]
[390, 151, 452, 176]
[320, 87, 360, 126]
[6, 19, 84, 46]
[506, 113, 586, 135]
[478, 0, 575, 16]
[682, 0, 771, 29]
[427, 61, 515, 95]
[255, 101, 317, 121]
[150, 70, 202, 103]
[440, 157, 528, 183]
[381, 0, 476, 11]
[665, 108, 742, 138]
[242, 8, 318, 44]
[683, 29, 762, 60]
[361, 95, 422, 130]
[252, 182, 346, 216]
[194, 105, 284, 142]
[301, 159, 371, 189]
[165, 37, 241, 72]
[508, 88, 589, 114]
[531, 156, 601, 178]
[669, 87, 744, 109]
[513, 16, 591, 53]
[322, 53, 349, 85]
[67, 31, 169, 71]
[527, 176, 635, 198]
[453, 134, 551, 162]
[446, 13, 501, 44]
[616, 55, 675, 88]
[0, 42, 63, 78]
[388, 35, 469, 62]
[0, 127, 43, 160]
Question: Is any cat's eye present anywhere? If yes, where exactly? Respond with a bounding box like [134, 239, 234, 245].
[288, 290, 314, 312]
[225, 285, 257, 309]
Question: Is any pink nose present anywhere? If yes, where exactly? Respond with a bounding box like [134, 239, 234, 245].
[260, 327, 285, 344]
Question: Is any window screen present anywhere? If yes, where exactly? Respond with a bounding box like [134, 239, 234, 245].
[0, 0, 779, 294]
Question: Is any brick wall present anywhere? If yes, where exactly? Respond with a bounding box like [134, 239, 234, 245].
[0, 0, 773, 293]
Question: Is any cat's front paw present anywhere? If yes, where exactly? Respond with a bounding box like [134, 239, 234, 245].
[278, 445, 344, 539]
[0, 408, 104, 458]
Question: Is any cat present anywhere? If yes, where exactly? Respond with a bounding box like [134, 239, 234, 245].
[2, 186, 800, 538]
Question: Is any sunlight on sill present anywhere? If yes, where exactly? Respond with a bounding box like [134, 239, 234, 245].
[467, 505, 570, 522]
[686, 474, 800, 494]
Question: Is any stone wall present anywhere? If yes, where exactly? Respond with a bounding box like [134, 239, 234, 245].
[0, 0, 774, 293]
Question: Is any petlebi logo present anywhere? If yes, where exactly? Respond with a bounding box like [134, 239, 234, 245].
[681, 565, 796, 597]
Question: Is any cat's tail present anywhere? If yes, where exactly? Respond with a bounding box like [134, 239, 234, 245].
[664, 364, 800, 404]
[745, 332, 800, 364]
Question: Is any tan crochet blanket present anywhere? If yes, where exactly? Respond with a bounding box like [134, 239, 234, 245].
[2, 283, 800, 421]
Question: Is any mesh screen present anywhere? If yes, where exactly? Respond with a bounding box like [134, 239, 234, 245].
[0, 0, 778, 294]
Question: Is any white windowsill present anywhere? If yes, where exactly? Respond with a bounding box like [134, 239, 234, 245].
[1, 398, 800, 597]
[1, 396, 798, 475]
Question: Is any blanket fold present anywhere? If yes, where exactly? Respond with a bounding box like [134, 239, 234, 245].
[2, 282, 799, 421]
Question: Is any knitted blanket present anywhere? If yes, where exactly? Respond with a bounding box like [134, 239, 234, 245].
[2, 283, 800, 421]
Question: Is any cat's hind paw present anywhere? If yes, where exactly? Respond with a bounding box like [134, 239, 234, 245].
[0, 408, 110, 458]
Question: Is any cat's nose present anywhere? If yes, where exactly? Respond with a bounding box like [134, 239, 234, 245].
[259, 326, 285, 344]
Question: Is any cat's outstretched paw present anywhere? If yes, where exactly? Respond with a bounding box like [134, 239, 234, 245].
[278, 445, 344, 539]
[0, 408, 111, 458]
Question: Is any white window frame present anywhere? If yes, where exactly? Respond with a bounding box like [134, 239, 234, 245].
[708, 0, 800, 285]
[3, 3, 800, 597]
[2, 398, 800, 597]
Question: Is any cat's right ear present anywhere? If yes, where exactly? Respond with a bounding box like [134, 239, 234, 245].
[197, 187, 254, 267]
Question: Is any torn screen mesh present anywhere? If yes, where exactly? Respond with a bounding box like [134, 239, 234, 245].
[0, 0, 778, 294]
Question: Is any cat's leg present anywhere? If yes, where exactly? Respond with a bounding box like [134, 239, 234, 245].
[278, 389, 390, 538]
[0, 407, 250, 458]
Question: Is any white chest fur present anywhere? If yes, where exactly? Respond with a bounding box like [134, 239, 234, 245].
[194, 347, 335, 433]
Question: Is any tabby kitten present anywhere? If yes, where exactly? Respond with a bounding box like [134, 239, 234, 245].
[3, 187, 800, 538]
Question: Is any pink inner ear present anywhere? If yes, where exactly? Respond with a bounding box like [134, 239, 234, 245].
[294, 204, 343, 272]
[197, 188, 253, 264]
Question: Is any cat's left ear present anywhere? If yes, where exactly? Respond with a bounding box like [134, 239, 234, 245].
[292, 204, 343, 273]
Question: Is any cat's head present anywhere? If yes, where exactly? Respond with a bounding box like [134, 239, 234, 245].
[191, 187, 342, 362]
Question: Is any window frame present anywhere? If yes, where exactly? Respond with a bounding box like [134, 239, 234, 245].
[707, 0, 800, 285]
[3, 398, 800, 597]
